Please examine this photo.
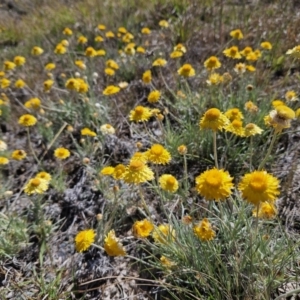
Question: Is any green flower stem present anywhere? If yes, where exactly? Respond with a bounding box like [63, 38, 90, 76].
[249, 136, 253, 171]
[27, 127, 40, 165]
[258, 129, 277, 170]
[138, 185, 151, 218]
[183, 153, 189, 196]
[213, 131, 219, 169]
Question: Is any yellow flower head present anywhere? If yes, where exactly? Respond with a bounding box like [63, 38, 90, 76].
[11, 150, 27, 160]
[206, 73, 223, 85]
[15, 79, 26, 88]
[100, 124, 115, 135]
[112, 164, 126, 180]
[54, 147, 70, 160]
[244, 101, 258, 113]
[123, 160, 154, 184]
[223, 46, 241, 59]
[272, 100, 285, 108]
[105, 31, 115, 38]
[24, 178, 49, 195]
[245, 123, 263, 137]
[159, 20, 169, 28]
[104, 230, 126, 256]
[142, 70, 152, 84]
[3, 61, 16, 71]
[98, 24, 106, 31]
[45, 63, 56, 71]
[100, 166, 115, 176]
[225, 119, 245, 137]
[118, 27, 127, 34]
[24, 98, 41, 110]
[63, 27, 73, 35]
[174, 43, 186, 53]
[252, 202, 277, 219]
[246, 52, 258, 61]
[195, 168, 233, 201]
[133, 219, 154, 238]
[76, 79, 89, 93]
[230, 29, 243, 40]
[54, 43, 67, 54]
[286, 45, 300, 58]
[0, 157, 9, 165]
[246, 65, 256, 72]
[137, 46, 146, 54]
[285, 90, 298, 102]
[77, 35, 88, 44]
[129, 152, 148, 164]
[95, 35, 104, 42]
[18, 114, 37, 127]
[81, 127, 96, 137]
[177, 144, 187, 155]
[44, 79, 54, 92]
[199, 108, 229, 131]
[129, 106, 152, 122]
[234, 63, 246, 75]
[204, 56, 221, 71]
[177, 63, 195, 77]
[145, 144, 171, 165]
[36, 171, 52, 182]
[141, 27, 151, 34]
[31, 46, 44, 56]
[147, 90, 161, 103]
[75, 60, 86, 70]
[0, 140, 7, 151]
[104, 68, 114, 77]
[240, 47, 253, 57]
[265, 105, 295, 132]
[160, 256, 175, 268]
[238, 170, 280, 206]
[261, 41, 272, 50]
[159, 174, 179, 193]
[103, 85, 120, 96]
[153, 224, 175, 244]
[96, 49, 106, 56]
[14, 56, 26, 66]
[193, 218, 216, 241]
[225, 108, 244, 121]
[170, 51, 183, 58]
[153, 58, 167, 67]
[106, 59, 119, 70]
[75, 229, 95, 252]
[85, 46, 97, 57]
[65, 78, 80, 91]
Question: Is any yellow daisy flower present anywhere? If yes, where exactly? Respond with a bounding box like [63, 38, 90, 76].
[133, 219, 154, 238]
[35, 171, 52, 182]
[75, 60, 86, 70]
[24, 178, 49, 195]
[145, 144, 171, 165]
[103, 85, 120, 96]
[252, 202, 277, 219]
[153, 224, 175, 244]
[240, 46, 253, 57]
[75, 229, 95, 252]
[204, 56, 221, 71]
[137, 46, 146, 54]
[24, 98, 41, 110]
[81, 127, 97, 137]
[223, 46, 241, 59]
[1, 78, 10, 89]
[193, 218, 216, 241]
[285, 90, 298, 102]
[4, 61, 16, 71]
[234, 63, 246, 75]
[14, 56, 26, 66]
[206, 73, 223, 85]
[159, 20, 169, 28]
[152, 58, 167, 67]
[142, 70, 152, 84]
[105, 31, 115, 38]
[98, 24, 106, 31]
[11, 150, 27, 160]
[244, 101, 258, 113]
[246, 65, 256, 72]
[160, 256, 175, 268]
[238, 170, 280, 206]
[54, 43, 67, 54]
[18, 114, 37, 127]
[85, 46, 97, 57]
[199, 108, 229, 131]
[44, 79, 54, 92]
[129, 106, 152, 122]
[45, 63, 56, 71]
[0, 140, 7, 151]
[245, 123, 263, 137]
[229, 29, 243, 40]
[106, 59, 119, 70]
[104, 230, 126, 256]
[77, 35, 88, 44]
[62, 27, 73, 35]
[174, 43, 186, 53]
[195, 168, 233, 201]
[265, 105, 295, 132]
[141, 27, 151, 34]
[177, 63, 195, 77]
[170, 50, 183, 58]
[95, 35, 104, 42]
[31, 46, 44, 56]
[105, 68, 115, 76]
[225, 119, 245, 137]
[15, 79, 26, 88]
[129, 152, 148, 164]
[123, 160, 154, 184]
[159, 174, 179, 193]
[225, 108, 244, 121]
[261, 41, 272, 50]
[147, 90, 161, 103]
[100, 166, 115, 176]
[0, 157, 9, 165]
[54, 147, 70, 160]
[112, 164, 126, 180]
